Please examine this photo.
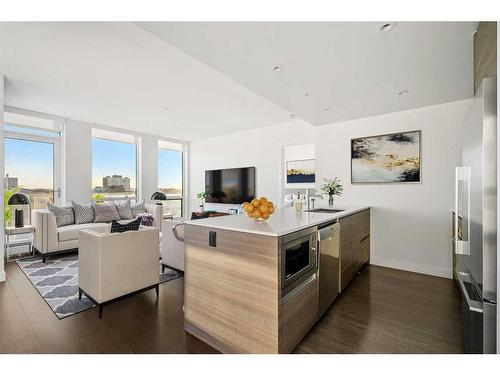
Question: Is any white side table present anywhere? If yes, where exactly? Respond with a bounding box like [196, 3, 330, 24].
[4, 225, 35, 262]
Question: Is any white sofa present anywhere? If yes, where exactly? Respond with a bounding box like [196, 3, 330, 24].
[32, 203, 163, 262]
[78, 226, 160, 318]
[160, 219, 185, 272]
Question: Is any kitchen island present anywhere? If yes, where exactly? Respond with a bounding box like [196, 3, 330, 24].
[183, 205, 370, 353]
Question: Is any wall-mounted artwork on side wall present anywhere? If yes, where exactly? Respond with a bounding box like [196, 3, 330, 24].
[286, 159, 315, 185]
[351, 130, 421, 183]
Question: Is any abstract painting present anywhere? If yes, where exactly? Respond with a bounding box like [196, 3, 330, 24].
[286, 159, 315, 184]
[351, 131, 421, 183]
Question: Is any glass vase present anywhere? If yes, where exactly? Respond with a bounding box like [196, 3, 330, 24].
[328, 195, 334, 206]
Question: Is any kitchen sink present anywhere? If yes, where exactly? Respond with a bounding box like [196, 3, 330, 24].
[303, 208, 345, 214]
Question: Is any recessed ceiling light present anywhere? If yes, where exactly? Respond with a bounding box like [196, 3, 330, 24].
[380, 22, 397, 32]
[323, 107, 333, 112]
[304, 92, 310, 97]
[272, 65, 283, 72]
[397, 90, 409, 96]
[163, 106, 171, 111]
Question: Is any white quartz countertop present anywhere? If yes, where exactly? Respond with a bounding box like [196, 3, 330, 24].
[185, 204, 370, 237]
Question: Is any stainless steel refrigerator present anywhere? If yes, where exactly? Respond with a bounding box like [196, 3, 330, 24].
[455, 76, 497, 354]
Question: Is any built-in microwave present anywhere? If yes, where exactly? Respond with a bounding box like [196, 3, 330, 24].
[280, 226, 318, 297]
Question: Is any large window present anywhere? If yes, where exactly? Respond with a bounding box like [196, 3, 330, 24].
[158, 141, 183, 218]
[4, 122, 61, 211]
[92, 129, 137, 200]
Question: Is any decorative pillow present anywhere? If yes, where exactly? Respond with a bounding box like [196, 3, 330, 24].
[114, 199, 133, 220]
[137, 212, 155, 227]
[92, 202, 121, 223]
[110, 217, 141, 233]
[71, 201, 94, 224]
[131, 200, 147, 217]
[47, 203, 75, 227]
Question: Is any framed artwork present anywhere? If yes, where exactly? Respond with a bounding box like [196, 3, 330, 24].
[286, 158, 315, 188]
[351, 130, 421, 183]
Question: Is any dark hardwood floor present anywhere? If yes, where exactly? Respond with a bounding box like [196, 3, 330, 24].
[0, 262, 462, 354]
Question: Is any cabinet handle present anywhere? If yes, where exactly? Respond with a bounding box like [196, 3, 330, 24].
[360, 235, 369, 243]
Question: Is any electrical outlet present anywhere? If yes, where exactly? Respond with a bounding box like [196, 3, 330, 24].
[209, 231, 216, 247]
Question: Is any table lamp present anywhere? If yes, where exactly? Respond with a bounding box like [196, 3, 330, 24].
[150, 191, 167, 205]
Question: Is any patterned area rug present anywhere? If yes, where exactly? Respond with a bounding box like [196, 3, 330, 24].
[16, 254, 183, 319]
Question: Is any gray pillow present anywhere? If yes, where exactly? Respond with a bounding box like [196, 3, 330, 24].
[131, 200, 147, 217]
[71, 201, 94, 224]
[114, 199, 133, 220]
[92, 202, 121, 223]
[47, 203, 75, 227]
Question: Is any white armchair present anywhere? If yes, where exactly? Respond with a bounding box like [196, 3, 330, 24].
[78, 226, 160, 318]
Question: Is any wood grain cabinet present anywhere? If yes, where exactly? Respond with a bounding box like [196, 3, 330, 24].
[280, 275, 319, 353]
[184, 224, 318, 354]
[339, 209, 370, 292]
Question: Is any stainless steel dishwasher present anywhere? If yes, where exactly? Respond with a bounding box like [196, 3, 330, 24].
[317, 220, 340, 318]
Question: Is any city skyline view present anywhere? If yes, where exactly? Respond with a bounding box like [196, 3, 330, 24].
[92, 139, 137, 190]
[5, 138, 183, 197]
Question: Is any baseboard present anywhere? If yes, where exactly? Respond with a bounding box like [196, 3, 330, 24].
[370, 256, 453, 279]
[0, 270, 6, 282]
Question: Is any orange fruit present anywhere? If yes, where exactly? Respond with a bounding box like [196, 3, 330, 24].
[252, 210, 261, 219]
[261, 212, 270, 220]
[267, 201, 274, 208]
[259, 197, 268, 205]
[251, 198, 260, 207]
[269, 206, 275, 214]
[245, 204, 254, 213]
[259, 204, 269, 214]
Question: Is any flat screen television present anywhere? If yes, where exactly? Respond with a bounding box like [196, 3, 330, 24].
[205, 167, 255, 204]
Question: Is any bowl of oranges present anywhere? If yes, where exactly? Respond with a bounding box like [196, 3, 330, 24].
[242, 197, 275, 221]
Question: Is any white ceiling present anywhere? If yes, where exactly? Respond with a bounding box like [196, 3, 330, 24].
[1, 22, 476, 141]
[139, 22, 477, 125]
[0, 22, 291, 141]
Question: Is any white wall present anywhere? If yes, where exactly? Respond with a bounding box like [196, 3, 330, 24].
[140, 134, 159, 202]
[189, 100, 472, 279]
[189, 120, 316, 213]
[317, 100, 471, 278]
[0, 73, 5, 282]
[64, 120, 92, 203]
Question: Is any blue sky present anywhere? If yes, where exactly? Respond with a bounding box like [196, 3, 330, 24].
[5, 138, 54, 189]
[5, 138, 182, 191]
[92, 139, 137, 188]
[158, 148, 183, 190]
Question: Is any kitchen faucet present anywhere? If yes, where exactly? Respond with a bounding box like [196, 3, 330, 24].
[305, 189, 323, 210]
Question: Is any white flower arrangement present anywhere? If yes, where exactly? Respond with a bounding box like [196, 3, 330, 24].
[321, 177, 343, 197]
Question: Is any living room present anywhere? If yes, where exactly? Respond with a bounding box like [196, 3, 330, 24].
[1, 1, 500, 373]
